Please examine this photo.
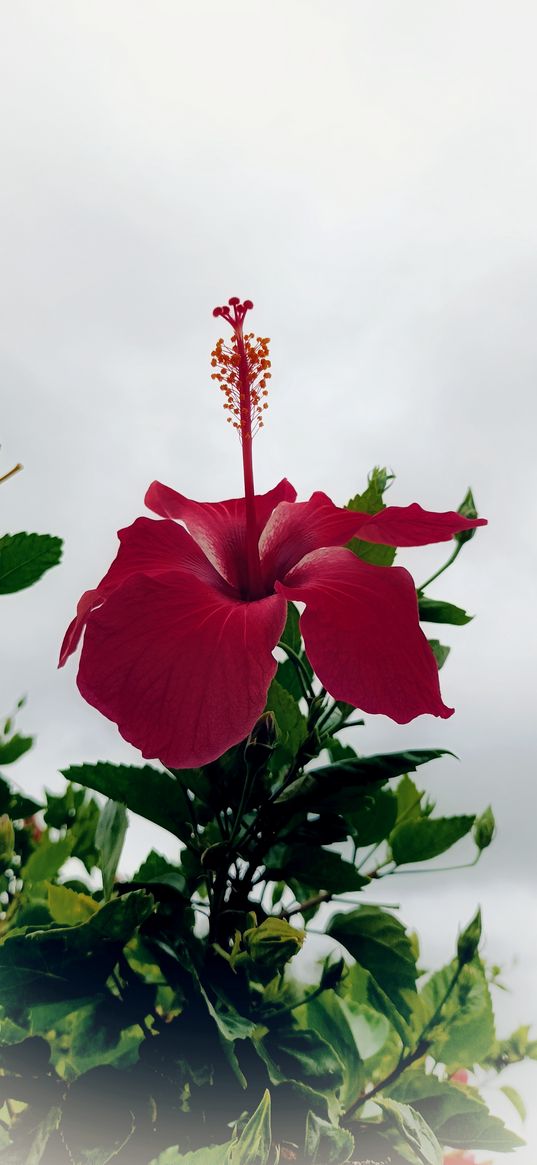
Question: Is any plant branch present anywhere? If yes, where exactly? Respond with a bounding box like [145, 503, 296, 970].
[342, 962, 463, 1123]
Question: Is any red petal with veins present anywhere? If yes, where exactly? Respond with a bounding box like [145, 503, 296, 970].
[353, 503, 487, 546]
[276, 547, 453, 723]
[145, 477, 297, 591]
[259, 492, 365, 584]
[59, 517, 229, 667]
[77, 571, 286, 768]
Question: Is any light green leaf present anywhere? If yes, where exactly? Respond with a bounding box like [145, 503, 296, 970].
[96, 799, 128, 899]
[390, 1072, 525, 1150]
[21, 834, 73, 883]
[304, 1111, 354, 1163]
[243, 917, 304, 978]
[390, 815, 475, 865]
[377, 1098, 442, 1165]
[229, 1090, 272, 1164]
[149, 1146, 230, 1165]
[500, 1084, 526, 1122]
[346, 468, 397, 567]
[420, 958, 495, 1068]
[47, 883, 98, 925]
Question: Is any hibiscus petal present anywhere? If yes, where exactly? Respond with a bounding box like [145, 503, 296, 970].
[59, 518, 227, 667]
[259, 492, 364, 584]
[77, 571, 287, 768]
[276, 547, 453, 723]
[145, 478, 297, 590]
[352, 503, 487, 547]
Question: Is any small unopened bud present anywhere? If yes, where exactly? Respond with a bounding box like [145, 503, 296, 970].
[246, 712, 277, 752]
[474, 806, 495, 851]
[319, 956, 346, 992]
[0, 814, 15, 862]
[457, 908, 482, 966]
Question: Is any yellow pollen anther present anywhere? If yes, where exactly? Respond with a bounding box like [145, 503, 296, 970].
[210, 331, 271, 440]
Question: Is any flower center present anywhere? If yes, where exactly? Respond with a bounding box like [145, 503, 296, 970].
[211, 297, 271, 600]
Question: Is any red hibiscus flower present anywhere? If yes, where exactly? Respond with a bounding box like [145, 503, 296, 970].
[60, 298, 485, 769]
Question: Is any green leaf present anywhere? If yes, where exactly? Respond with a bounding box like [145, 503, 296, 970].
[21, 834, 73, 883]
[395, 774, 425, 822]
[347, 787, 398, 846]
[500, 1084, 526, 1122]
[132, 850, 187, 896]
[47, 882, 98, 925]
[0, 532, 62, 593]
[96, 799, 128, 900]
[304, 1111, 354, 1163]
[390, 815, 475, 865]
[346, 466, 397, 567]
[420, 958, 495, 1068]
[0, 733, 33, 765]
[149, 1146, 231, 1165]
[301, 993, 365, 1110]
[281, 601, 301, 654]
[428, 639, 451, 670]
[257, 1027, 344, 1093]
[418, 597, 473, 625]
[389, 1073, 525, 1150]
[0, 890, 153, 1011]
[278, 750, 451, 812]
[328, 907, 417, 1019]
[377, 1098, 442, 1165]
[61, 762, 195, 845]
[265, 678, 308, 759]
[229, 1090, 272, 1165]
[266, 843, 368, 896]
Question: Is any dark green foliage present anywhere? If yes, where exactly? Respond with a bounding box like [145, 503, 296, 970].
[0, 532, 62, 593]
[1, 470, 527, 1165]
[418, 597, 473, 625]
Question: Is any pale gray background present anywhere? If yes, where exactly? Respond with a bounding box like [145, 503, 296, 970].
[1, 2, 536, 1159]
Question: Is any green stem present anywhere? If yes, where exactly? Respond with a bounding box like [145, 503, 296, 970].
[277, 640, 315, 700]
[418, 541, 462, 592]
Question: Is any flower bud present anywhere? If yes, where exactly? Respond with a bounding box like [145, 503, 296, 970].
[454, 488, 479, 545]
[244, 917, 304, 979]
[457, 908, 482, 966]
[246, 711, 277, 752]
[0, 814, 15, 862]
[473, 806, 495, 851]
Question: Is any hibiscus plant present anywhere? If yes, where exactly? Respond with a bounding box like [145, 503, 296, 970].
[0, 301, 534, 1165]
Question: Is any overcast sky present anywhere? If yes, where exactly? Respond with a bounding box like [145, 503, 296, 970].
[1, 2, 536, 1159]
